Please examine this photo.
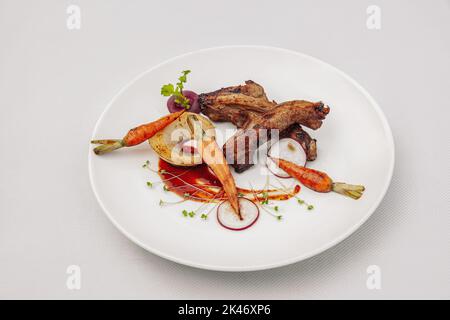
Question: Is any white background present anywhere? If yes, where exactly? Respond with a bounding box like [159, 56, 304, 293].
[0, 0, 449, 299]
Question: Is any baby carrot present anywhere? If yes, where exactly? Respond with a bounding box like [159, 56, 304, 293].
[273, 158, 365, 199]
[91, 110, 185, 155]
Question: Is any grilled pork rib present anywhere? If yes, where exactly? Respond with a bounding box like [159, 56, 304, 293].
[223, 101, 329, 172]
[199, 81, 276, 128]
[199, 81, 329, 173]
[281, 124, 317, 162]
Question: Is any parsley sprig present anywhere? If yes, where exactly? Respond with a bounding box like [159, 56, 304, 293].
[161, 70, 191, 109]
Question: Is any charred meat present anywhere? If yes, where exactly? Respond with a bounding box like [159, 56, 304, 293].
[199, 81, 329, 173]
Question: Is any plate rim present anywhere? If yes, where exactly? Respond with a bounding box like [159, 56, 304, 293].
[88, 45, 395, 272]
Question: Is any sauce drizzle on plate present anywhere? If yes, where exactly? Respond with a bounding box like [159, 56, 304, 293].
[158, 159, 300, 203]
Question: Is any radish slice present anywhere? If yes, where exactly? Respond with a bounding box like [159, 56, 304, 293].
[267, 138, 307, 178]
[217, 198, 259, 231]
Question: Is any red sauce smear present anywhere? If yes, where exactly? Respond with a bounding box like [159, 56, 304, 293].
[158, 159, 300, 203]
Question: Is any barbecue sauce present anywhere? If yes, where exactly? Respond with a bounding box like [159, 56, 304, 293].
[158, 159, 300, 203]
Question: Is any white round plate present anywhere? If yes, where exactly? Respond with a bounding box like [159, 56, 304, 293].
[89, 46, 394, 271]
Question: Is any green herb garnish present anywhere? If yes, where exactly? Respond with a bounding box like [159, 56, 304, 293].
[146, 181, 153, 188]
[182, 210, 188, 217]
[201, 214, 208, 220]
[161, 70, 191, 109]
[260, 191, 270, 205]
[296, 197, 314, 211]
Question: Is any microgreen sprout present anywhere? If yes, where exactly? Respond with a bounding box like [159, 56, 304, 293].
[159, 198, 187, 206]
[181, 209, 196, 218]
[161, 70, 192, 109]
[142, 160, 150, 168]
[270, 179, 315, 212]
[248, 183, 282, 221]
[189, 191, 223, 221]
[296, 198, 314, 211]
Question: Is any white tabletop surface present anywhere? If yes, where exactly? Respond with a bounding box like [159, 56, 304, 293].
[0, 0, 449, 299]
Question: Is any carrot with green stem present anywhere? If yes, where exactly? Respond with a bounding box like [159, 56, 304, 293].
[91, 110, 185, 155]
[272, 158, 365, 199]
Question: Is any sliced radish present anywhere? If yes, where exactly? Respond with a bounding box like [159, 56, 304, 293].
[217, 198, 259, 231]
[267, 138, 307, 178]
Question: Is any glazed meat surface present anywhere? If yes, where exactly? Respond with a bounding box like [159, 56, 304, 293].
[199, 80, 276, 128]
[199, 81, 329, 173]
